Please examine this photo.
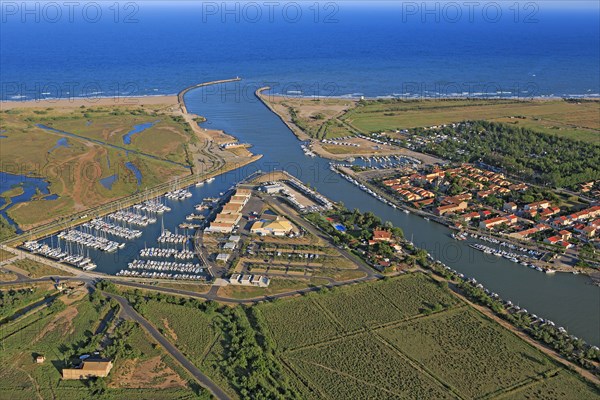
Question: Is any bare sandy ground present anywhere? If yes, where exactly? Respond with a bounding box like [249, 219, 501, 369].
[0, 96, 178, 110]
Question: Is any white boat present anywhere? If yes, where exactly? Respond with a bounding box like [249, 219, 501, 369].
[196, 181, 205, 186]
[403, 209, 410, 214]
[83, 263, 97, 271]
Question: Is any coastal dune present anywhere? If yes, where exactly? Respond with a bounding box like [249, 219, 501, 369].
[0, 96, 179, 110]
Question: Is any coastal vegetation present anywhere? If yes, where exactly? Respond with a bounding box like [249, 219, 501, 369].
[412, 121, 600, 187]
[0, 104, 193, 230]
[0, 215, 16, 240]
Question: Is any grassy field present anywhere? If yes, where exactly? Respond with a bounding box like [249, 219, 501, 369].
[502, 369, 600, 399]
[0, 248, 15, 262]
[267, 96, 356, 140]
[378, 307, 553, 398]
[138, 300, 217, 367]
[0, 282, 56, 320]
[312, 274, 459, 332]
[342, 99, 600, 143]
[268, 97, 600, 143]
[36, 107, 194, 165]
[217, 278, 315, 300]
[0, 290, 200, 399]
[8, 258, 75, 278]
[1, 104, 193, 229]
[287, 333, 454, 399]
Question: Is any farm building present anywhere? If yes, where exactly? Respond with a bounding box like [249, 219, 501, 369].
[62, 360, 113, 380]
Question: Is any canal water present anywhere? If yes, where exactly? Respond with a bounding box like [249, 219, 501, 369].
[38, 81, 599, 345]
[182, 82, 600, 345]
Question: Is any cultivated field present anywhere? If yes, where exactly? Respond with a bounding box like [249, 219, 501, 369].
[252, 273, 600, 399]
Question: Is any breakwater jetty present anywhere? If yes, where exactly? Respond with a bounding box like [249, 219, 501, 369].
[178, 77, 242, 114]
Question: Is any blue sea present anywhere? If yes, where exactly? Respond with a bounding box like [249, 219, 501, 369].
[1, 1, 599, 100]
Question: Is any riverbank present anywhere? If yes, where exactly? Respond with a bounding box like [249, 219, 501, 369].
[256, 87, 451, 162]
[333, 164, 596, 278]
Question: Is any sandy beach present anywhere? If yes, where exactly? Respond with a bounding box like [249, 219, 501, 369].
[0, 95, 179, 110]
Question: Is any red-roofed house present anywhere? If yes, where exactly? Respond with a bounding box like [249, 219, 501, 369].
[480, 216, 509, 229]
[434, 202, 468, 216]
[582, 226, 597, 238]
[558, 230, 572, 240]
[372, 230, 393, 243]
[544, 236, 561, 245]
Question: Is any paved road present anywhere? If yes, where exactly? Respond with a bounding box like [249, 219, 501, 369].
[112, 273, 384, 304]
[103, 291, 232, 400]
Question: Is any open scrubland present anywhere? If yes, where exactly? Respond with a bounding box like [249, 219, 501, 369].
[343, 98, 600, 143]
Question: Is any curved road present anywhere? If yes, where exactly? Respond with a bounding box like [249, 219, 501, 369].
[103, 291, 232, 400]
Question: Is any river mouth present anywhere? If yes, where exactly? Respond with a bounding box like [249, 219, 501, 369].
[24, 81, 600, 346]
[184, 81, 600, 345]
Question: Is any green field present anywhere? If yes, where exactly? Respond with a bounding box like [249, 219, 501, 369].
[0, 283, 55, 320]
[268, 97, 600, 144]
[36, 108, 194, 165]
[252, 273, 600, 399]
[378, 308, 553, 398]
[341, 99, 600, 143]
[287, 334, 454, 399]
[8, 258, 74, 278]
[138, 300, 217, 367]
[502, 370, 600, 399]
